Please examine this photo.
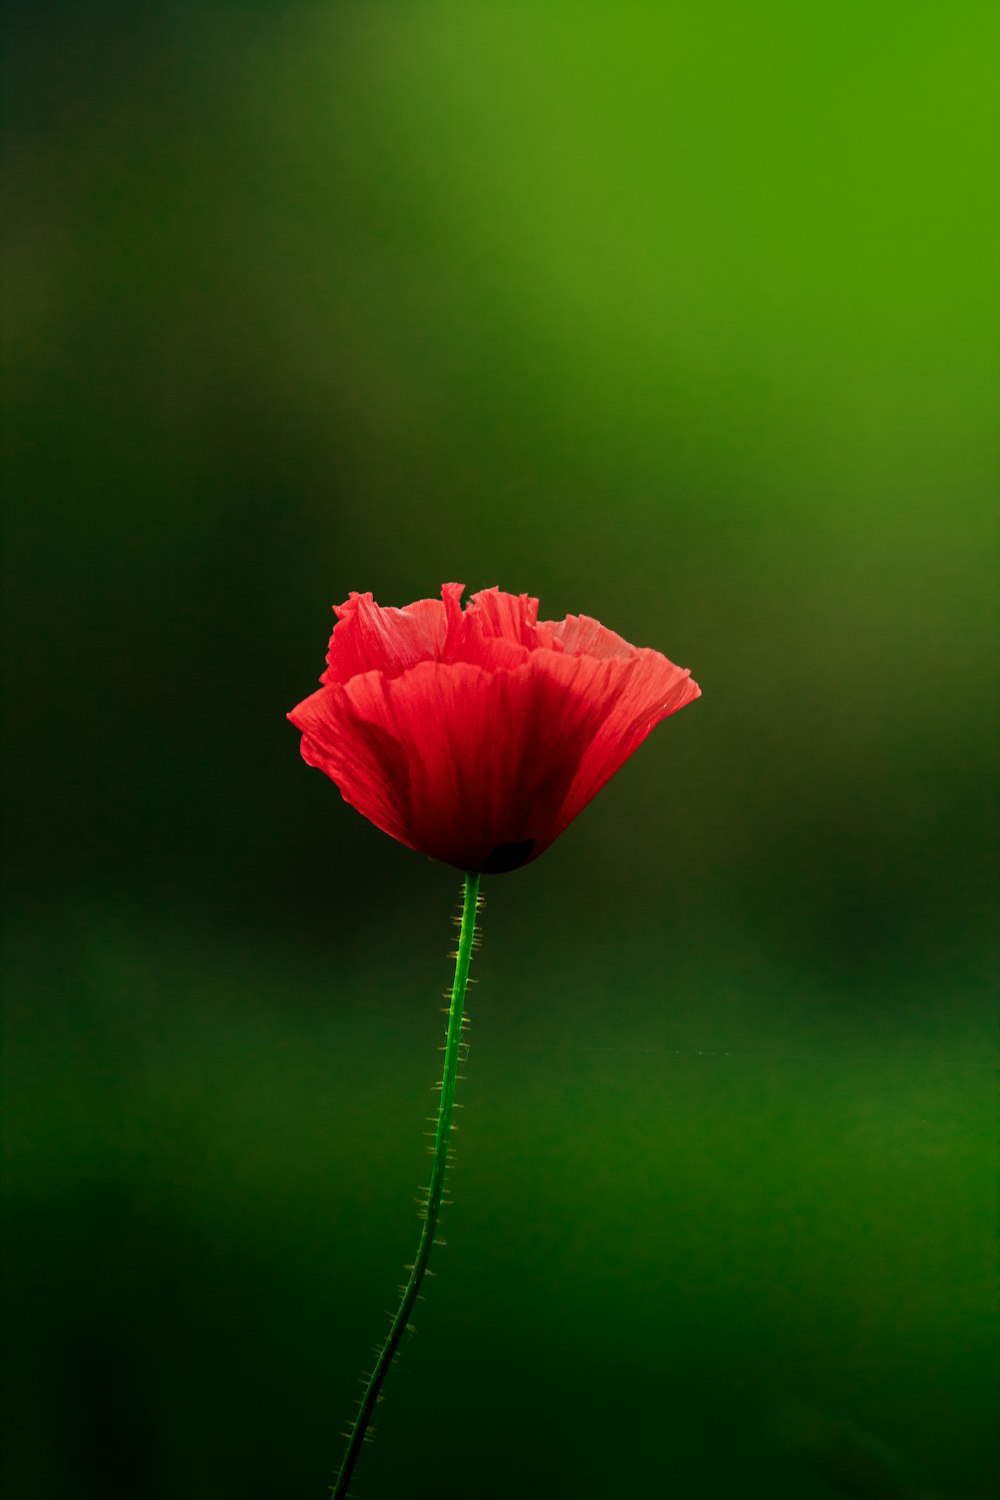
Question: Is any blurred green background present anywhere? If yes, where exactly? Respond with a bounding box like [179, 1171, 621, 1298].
[3, 4, 996, 1497]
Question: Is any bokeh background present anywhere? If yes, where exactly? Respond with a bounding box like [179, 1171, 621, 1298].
[3, 4, 996, 1497]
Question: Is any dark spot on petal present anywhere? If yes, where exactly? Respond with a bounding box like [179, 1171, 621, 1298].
[479, 839, 536, 874]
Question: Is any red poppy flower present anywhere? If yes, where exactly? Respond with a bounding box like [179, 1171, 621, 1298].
[288, 584, 700, 874]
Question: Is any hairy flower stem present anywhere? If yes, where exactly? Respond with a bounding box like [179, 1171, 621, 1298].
[332, 871, 481, 1500]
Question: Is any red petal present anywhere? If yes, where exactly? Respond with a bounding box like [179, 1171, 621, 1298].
[551, 648, 701, 836]
[321, 583, 466, 686]
[537, 611, 634, 659]
[331, 656, 623, 870]
[463, 588, 541, 649]
[289, 682, 414, 848]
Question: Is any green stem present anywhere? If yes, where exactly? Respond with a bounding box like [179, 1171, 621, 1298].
[332, 871, 481, 1500]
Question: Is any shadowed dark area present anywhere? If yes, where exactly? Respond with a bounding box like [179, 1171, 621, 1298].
[479, 839, 537, 874]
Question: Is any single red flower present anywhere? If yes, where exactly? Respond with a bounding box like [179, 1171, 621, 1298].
[288, 584, 700, 874]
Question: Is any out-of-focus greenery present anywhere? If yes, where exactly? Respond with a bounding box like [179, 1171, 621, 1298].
[2, 4, 996, 1498]
[4, 910, 995, 1499]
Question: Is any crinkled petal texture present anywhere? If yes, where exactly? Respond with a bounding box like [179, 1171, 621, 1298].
[289, 585, 700, 873]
